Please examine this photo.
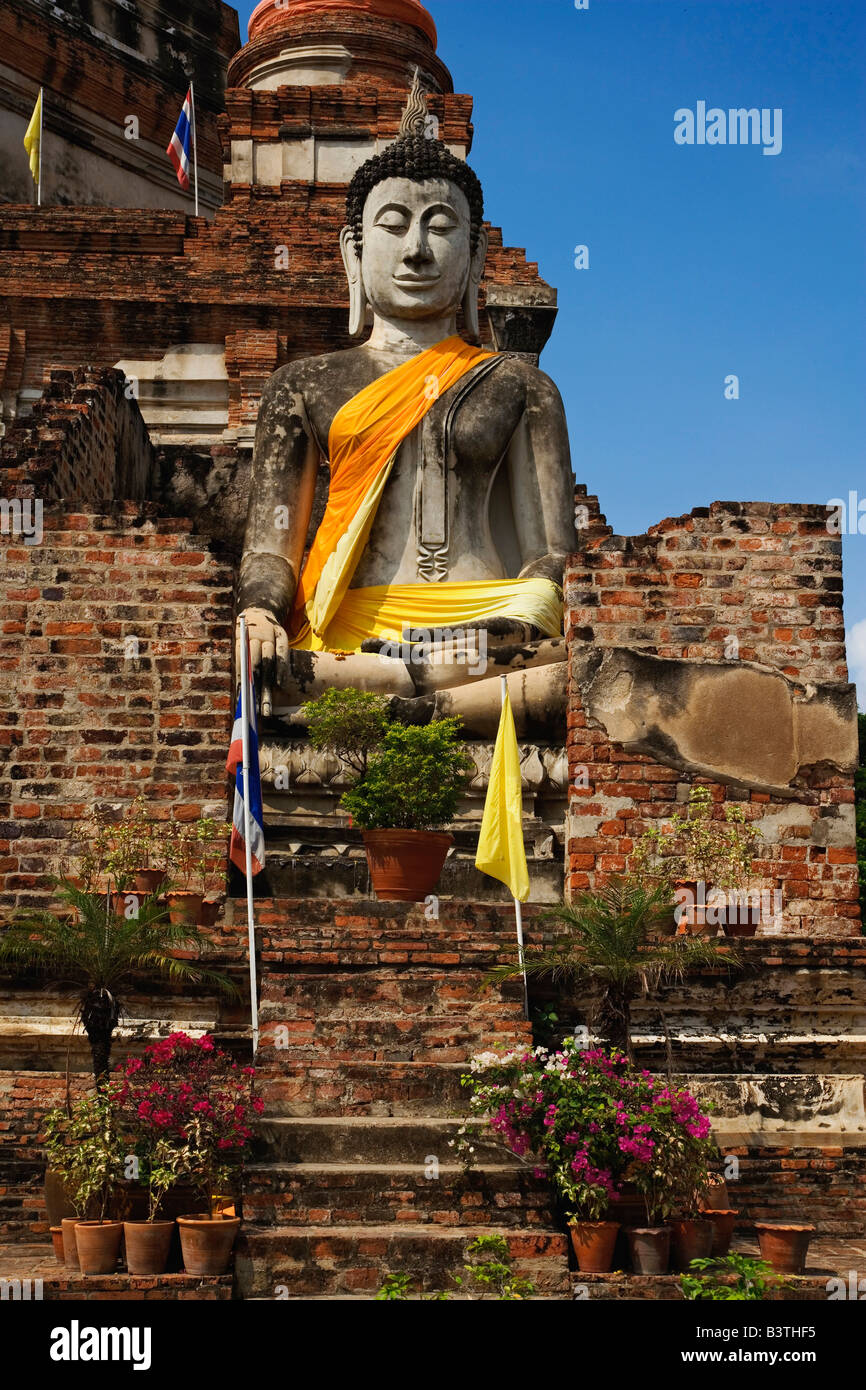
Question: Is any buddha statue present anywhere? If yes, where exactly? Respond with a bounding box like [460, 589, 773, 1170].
[237, 76, 577, 738]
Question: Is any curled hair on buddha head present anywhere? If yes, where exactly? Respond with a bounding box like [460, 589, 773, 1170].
[346, 74, 485, 255]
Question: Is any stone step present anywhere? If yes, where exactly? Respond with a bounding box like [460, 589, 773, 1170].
[242, 1162, 555, 1228]
[254, 1116, 498, 1164]
[256, 1061, 468, 1116]
[257, 1014, 529, 1064]
[571, 1236, 866, 1300]
[258, 850, 564, 906]
[259, 971, 525, 1018]
[234, 1224, 571, 1298]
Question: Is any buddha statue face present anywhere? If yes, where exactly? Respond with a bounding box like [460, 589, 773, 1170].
[359, 176, 472, 321]
[340, 172, 488, 339]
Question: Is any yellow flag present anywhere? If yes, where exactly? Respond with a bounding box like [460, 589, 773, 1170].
[475, 685, 530, 903]
[23, 90, 42, 185]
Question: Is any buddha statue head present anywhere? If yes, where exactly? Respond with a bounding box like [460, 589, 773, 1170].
[340, 75, 489, 341]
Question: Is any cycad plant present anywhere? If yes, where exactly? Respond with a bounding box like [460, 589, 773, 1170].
[0, 881, 237, 1084]
[488, 876, 735, 1058]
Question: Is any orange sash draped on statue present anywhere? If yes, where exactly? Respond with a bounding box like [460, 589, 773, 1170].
[289, 335, 496, 646]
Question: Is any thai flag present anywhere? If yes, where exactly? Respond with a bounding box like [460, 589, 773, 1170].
[226, 647, 265, 876]
[166, 89, 193, 190]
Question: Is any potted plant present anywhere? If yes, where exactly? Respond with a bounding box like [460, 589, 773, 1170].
[124, 1032, 261, 1276]
[44, 1104, 87, 1269]
[0, 880, 237, 1083]
[44, 1093, 125, 1274]
[488, 875, 734, 1059]
[121, 795, 170, 897]
[69, 805, 138, 913]
[164, 822, 205, 924]
[702, 1207, 740, 1256]
[303, 689, 472, 902]
[630, 786, 764, 936]
[113, 1052, 191, 1275]
[753, 1222, 815, 1275]
[459, 1043, 717, 1278]
[194, 816, 232, 925]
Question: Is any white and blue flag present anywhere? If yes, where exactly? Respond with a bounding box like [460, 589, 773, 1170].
[226, 637, 265, 876]
[166, 89, 193, 190]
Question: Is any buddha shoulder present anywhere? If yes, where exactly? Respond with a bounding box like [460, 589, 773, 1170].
[254, 348, 394, 436]
[482, 354, 565, 410]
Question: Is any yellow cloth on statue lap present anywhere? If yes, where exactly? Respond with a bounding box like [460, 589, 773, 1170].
[290, 577, 564, 654]
[289, 335, 497, 644]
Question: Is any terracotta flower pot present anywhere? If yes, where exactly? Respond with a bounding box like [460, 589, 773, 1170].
[671, 1216, 714, 1270]
[569, 1220, 620, 1273]
[699, 1178, 731, 1211]
[165, 891, 204, 925]
[44, 1167, 75, 1227]
[123, 1220, 175, 1275]
[200, 897, 222, 926]
[627, 1226, 670, 1274]
[362, 829, 453, 903]
[704, 1209, 739, 1257]
[607, 1186, 647, 1226]
[674, 879, 711, 936]
[75, 1220, 123, 1275]
[754, 1222, 815, 1275]
[50, 1226, 65, 1263]
[133, 868, 166, 896]
[177, 1214, 240, 1275]
[61, 1216, 81, 1269]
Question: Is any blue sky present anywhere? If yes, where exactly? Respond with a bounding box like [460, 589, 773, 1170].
[238, 0, 865, 707]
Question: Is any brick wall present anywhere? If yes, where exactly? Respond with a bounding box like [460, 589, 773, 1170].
[0, 508, 235, 911]
[565, 501, 861, 936]
[1, 367, 154, 503]
[2, 0, 238, 177]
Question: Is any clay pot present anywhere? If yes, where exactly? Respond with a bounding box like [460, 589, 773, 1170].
[123, 1220, 175, 1275]
[722, 913, 760, 938]
[177, 1215, 240, 1275]
[44, 1168, 75, 1227]
[200, 897, 223, 926]
[165, 891, 204, 925]
[704, 1209, 739, 1257]
[674, 879, 711, 936]
[627, 1226, 671, 1274]
[754, 1222, 815, 1275]
[569, 1220, 620, 1273]
[75, 1220, 123, 1275]
[699, 1178, 731, 1211]
[362, 830, 453, 903]
[61, 1216, 81, 1269]
[133, 868, 166, 896]
[50, 1226, 65, 1263]
[671, 1216, 715, 1270]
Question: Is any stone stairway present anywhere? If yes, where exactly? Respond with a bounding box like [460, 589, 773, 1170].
[232, 900, 572, 1299]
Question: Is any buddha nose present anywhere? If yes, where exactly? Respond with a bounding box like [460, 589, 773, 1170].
[403, 220, 433, 266]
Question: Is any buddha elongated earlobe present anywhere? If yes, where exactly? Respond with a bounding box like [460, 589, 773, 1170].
[340, 225, 368, 338]
[462, 226, 488, 344]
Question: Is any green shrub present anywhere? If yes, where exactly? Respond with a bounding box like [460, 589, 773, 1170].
[301, 687, 390, 777]
[680, 1253, 789, 1301]
[341, 718, 472, 831]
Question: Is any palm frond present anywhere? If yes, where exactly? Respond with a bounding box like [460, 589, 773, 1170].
[485, 877, 736, 996]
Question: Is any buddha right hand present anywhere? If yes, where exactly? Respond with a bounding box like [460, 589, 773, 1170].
[236, 607, 290, 717]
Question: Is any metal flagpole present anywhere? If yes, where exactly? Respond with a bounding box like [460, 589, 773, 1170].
[189, 80, 199, 218]
[239, 616, 259, 1054]
[37, 87, 43, 208]
[500, 676, 529, 1019]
